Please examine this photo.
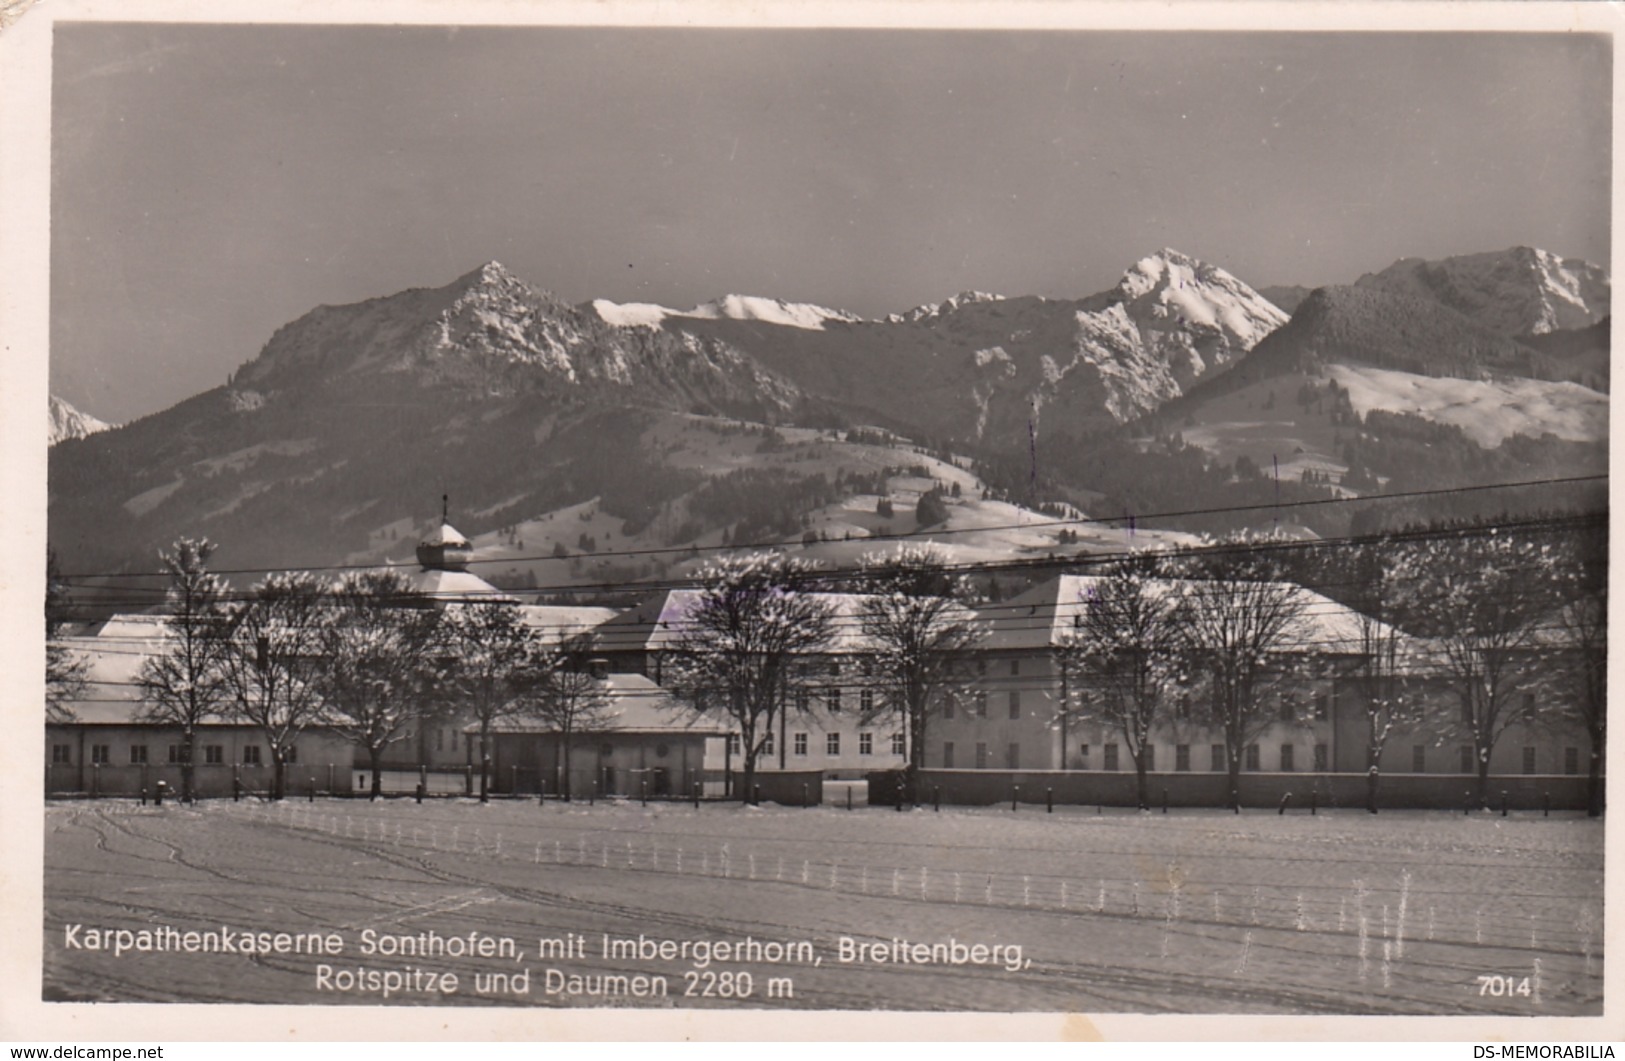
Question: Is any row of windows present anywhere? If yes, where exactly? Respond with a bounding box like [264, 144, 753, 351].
[726, 732, 905, 758]
[51, 744, 292, 766]
[1047, 743, 1582, 775]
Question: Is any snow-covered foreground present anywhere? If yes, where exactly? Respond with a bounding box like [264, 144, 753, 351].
[44, 800, 1601, 1014]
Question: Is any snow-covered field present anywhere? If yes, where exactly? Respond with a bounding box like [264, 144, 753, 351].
[44, 800, 1600, 1014]
[1328, 364, 1608, 447]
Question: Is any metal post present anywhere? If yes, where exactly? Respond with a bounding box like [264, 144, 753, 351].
[539, 779, 546, 806]
[693, 781, 700, 809]
[1278, 792, 1291, 816]
[328, 763, 336, 795]
[642, 780, 648, 807]
[1543, 791, 1551, 818]
[1501, 790, 1509, 818]
[1310, 789, 1317, 816]
[846, 787, 852, 811]
[511, 765, 518, 796]
[1046, 787, 1053, 813]
[415, 782, 424, 804]
[801, 783, 808, 809]
[1162, 787, 1169, 815]
[753, 783, 761, 807]
[934, 785, 940, 813]
[1012, 784, 1019, 812]
[140, 787, 148, 807]
[308, 777, 315, 802]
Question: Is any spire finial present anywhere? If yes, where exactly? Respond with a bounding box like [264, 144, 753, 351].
[442, 493, 449, 524]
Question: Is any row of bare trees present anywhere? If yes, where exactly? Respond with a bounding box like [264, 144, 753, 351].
[128, 539, 612, 802]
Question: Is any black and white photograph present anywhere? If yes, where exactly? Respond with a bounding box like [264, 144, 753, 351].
[2, 0, 1615, 1041]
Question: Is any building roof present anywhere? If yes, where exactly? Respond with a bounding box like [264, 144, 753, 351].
[476, 672, 727, 735]
[50, 614, 239, 726]
[401, 566, 516, 605]
[977, 573, 1412, 660]
[515, 604, 622, 646]
[594, 588, 973, 656]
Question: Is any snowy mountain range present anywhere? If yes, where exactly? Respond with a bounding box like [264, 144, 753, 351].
[48, 244, 1609, 578]
[49, 395, 114, 445]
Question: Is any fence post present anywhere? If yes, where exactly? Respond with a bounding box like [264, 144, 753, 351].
[233, 768, 241, 802]
[641, 780, 648, 807]
[846, 787, 852, 812]
[1046, 787, 1053, 814]
[1501, 790, 1509, 818]
[1310, 788, 1317, 816]
[1012, 784, 1019, 812]
[801, 783, 808, 809]
[328, 763, 335, 795]
[539, 779, 546, 806]
[464, 764, 473, 797]
[1162, 787, 1169, 815]
[1278, 792, 1291, 816]
[692, 781, 700, 809]
[934, 785, 940, 813]
[511, 765, 518, 797]
[415, 781, 424, 804]
[1543, 791, 1551, 818]
[308, 777, 315, 802]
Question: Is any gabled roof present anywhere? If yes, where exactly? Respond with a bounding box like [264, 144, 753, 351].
[401, 567, 516, 605]
[595, 588, 968, 656]
[977, 573, 1411, 660]
[515, 604, 622, 646]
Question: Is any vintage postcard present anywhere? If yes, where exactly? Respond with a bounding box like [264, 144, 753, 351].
[2, 0, 1616, 1043]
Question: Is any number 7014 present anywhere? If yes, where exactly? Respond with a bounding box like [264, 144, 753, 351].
[1476, 975, 1532, 997]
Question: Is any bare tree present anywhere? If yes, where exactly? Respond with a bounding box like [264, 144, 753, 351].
[1552, 526, 1606, 817]
[529, 631, 615, 800]
[666, 556, 835, 802]
[1175, 563, 1308, 812]
[854, 545, 982, 798]
[1056, 566, 1183, 811]
[438, 601, 544, 802]
[136, 538, 231, 801]
[314, 571, 444, 800]
[217, 571, 330, 801]
[1388, 532, 1563, 806]
[46, 546, 88, 723]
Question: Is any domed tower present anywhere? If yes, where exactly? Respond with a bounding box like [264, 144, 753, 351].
[417, 520, 475, 573]
[403, 496, 514, 607]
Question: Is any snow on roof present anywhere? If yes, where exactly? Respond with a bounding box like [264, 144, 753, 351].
[515, 604, 622, 645]
[976, 573, 1408, 660]
[419, 522, 471, 548]
[402, 567, 514, 604]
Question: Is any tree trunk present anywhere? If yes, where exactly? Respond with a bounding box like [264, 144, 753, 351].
[1366, 764, 1380, 815]
[562, 724, 574, 802]
[741, 750, 756, 805]
[478, 729, 490, 803]
[1475, 743, 1492, 808]
[1226, 742, 1242, 813]
[182, 728, 197, 803]
[1587, 739, 1604, 818]
[272, 752, 285, 802]
[369, 746, 384, 801]
[1134, 752, 1150, 811]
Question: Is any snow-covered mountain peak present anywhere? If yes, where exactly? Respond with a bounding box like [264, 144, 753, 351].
[1354, 246, 1609, 336]
[50, 395, 114, 445]
[887, 290, 1008, 323]
[683, 294, 863, 331]
[1110, 248, 1289, 348]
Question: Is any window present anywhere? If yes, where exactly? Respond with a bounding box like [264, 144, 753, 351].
[761, 731, 774, 757]
[1461, 696, 1474, 726]
[860, 688, 874, 715]
[204, 745, 224, 765]
[891, 733, 905, 756]
[1175, 744, 1190, 772]
[129, 745, 148, 765]
[1006, 743, 1020, 769]
[976, 660, 987, 676]
[1245, 744, 1260, 771]
[727, 733, 741, 756]
[826, 732, 841, 756]
[243, 745, 262, 765]
[1078, 743, 1089, 768]
[1315, 692, 1330, 721]
[1522, 747, 1537, 775]
[1104, 743, 1119, 771]
[285, 744, 298, 765]
[91, 744, 110, 765]
[1565, 747, 1580, 776]
[974, 742, 988, 769]
[1314, 744, 1329, 772]
[796, 688, 810, 713]
[1010, 659, 1020, 677]
[1210, 744, 1225, 772]
[435, 727, 445, 751]
[943, 696, 955, 720]
[1412, 745, 1426, 773]
[943, 742, 955, 768]
[1279, 744, 1294, 772]
[859, 732, 873, 756]
[1278, 697, 1294, 723]
[167, 744, 185, 764]
[51, 744, 71, 764]
[793, 733, 807, 756]
[975, 690, 988, 718]
[1008, 691, 1021, 720]
[826, 687, 843, 714]
[1460, 745, 1474, 774]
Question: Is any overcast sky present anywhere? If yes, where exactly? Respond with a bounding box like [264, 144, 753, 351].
[51, 25, 1611, 423]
